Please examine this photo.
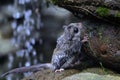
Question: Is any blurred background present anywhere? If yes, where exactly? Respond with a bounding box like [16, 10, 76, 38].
[0, 0, 79, 79]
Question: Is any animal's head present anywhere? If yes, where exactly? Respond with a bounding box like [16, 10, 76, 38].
[63, 23, 85, 41]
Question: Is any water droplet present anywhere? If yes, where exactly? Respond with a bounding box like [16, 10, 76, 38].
[32, 50, 36, 56]
[13, 12, 21, 19]
[11, 21, 17, 29]
[25, 41, 31, 47]
[25, 41, 33, 51]
[25, 50, 29, 57]
[30, 18, 35, 24]
[25, 29, 31, 36]
[17, 25, 23, 32]
[30, 38, 35, 45]
[24, 10, 32, 19]
[25, 61, 30, 67]
[16, 50, 25, 57]
[8, 54, 14, 63]
[27, 46, 33, 52]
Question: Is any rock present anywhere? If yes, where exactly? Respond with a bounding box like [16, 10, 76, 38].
[56, 0, 120, 25]
[22, 69, 80, 80]
[62, 72, 120, 80]
[81, 68, 120, 76]
[83, 22, 120, 70]
[22, 68, 120, 80]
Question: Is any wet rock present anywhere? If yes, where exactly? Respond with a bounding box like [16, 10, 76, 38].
[82, 68, 120, 76]
[56, 0, 120, 25]
[22, 69, 80, 80]
[83, 22, 120, 70]
[62, 72, 120, 80]
[22, 68, 120, 80]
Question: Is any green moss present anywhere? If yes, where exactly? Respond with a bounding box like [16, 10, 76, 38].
[51, 0, 58, 4]
[96, 7, 109, 17]
[115, 12, 120, 18]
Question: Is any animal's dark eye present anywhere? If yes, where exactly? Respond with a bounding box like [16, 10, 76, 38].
[68, 25, 72, 29]
[74, 27, 78, 33]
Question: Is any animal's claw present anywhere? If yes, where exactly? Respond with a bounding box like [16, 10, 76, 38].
[55, 68, 64, 72]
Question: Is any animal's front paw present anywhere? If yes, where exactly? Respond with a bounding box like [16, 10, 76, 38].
[55, 68, 64, 72]
[81, 34, 89, 43]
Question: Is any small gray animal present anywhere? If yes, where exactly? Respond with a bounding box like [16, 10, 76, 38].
[1, 23, 88, 77]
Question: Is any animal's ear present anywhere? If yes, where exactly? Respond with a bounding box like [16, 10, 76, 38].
[63, 25, 67, 29]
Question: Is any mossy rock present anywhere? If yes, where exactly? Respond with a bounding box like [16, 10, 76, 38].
[83, 22, 120, 70]
[22, 69, 80, 80]
[62, 72, 120, 80]
[96, 7, 109, 17]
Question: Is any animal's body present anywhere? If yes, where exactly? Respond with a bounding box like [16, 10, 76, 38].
[1, 23, 88, 77]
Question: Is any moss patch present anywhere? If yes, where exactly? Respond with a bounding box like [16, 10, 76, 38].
[115, 12, 120, 18]
[63, 72, 120, 80]
[96, 7, 109, 17]
[51, 0, 58, 4]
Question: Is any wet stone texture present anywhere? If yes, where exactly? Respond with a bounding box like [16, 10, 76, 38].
[84, 23, 120, 71]
[22, 69, 80, 80]
[62, 72, 120, 80]
[22, 68, 120, 80]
